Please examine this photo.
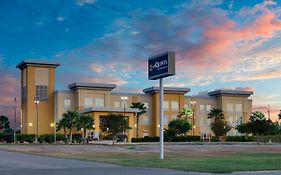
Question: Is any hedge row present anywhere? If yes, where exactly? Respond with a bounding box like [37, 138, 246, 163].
[131, 135, 201, 142]
[0, 133, 77, 143]
[255, 135, 281, 143]
[226, 136, 254, 142]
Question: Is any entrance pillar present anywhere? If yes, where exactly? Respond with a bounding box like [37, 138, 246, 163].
[127, 114, 135, 142]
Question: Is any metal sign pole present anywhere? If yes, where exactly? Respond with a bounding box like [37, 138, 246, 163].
[160, 78, 164, 159]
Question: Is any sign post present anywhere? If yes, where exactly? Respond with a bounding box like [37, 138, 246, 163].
[148, 51, 175, 160]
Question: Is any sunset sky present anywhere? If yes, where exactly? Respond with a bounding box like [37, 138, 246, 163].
[0, 0, 281, 122]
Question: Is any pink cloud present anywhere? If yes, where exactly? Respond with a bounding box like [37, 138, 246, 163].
[234, 69, 281, 81]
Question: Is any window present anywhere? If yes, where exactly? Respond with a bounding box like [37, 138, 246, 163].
[164, 101, 169, 111]
[95, 98, 104, 107]
[235, 104, 242, 112]
[36, 85, 48, 100]
[22, 86, 27, 102]
[84, 97, 93, 107]
[200, 105, 205, 112]
[114, 101, 120, 108]
[171, 101, 179, 111]
[227, 103, 234, 112]
[206, 105, 211, 112]
[64, 99, 71, 109]
[121, 102, 127, 108]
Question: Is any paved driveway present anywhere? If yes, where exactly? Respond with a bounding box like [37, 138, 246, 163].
[0, 150, 280, 175]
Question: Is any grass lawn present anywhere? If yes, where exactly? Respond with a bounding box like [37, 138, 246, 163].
[60, 152, 281, 173]
[0, 144, 280, 173]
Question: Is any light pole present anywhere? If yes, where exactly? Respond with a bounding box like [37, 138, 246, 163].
[190, 99, 196, 136]
[14, 98, 17, 144]
[34, 97, 40, 143]
[121, 96, 128, 116]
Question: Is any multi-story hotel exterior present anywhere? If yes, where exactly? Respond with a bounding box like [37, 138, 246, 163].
[17, 60, 253, 141]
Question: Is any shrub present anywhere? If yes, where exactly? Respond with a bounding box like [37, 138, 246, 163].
[131, 136, 159, 142]
[72, 134, 82, 143]
[0, 132, 5, 142]
[226, 136, 254, 142]
[211, 136, 220, 142]
[131, 136, 200, 142]
[255, 135, 281, 143]
[16, 134, 35, 143]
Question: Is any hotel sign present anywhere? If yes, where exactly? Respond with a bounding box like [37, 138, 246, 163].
[148, 52, 175, 80]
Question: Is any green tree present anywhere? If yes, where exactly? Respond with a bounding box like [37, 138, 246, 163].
[236, 123, 251, 135]
[76, 114, 94, 143]
[278, 110, 281, 120]
[56, 117, 69, 140]
[57, 111, 79, 142]
[168, 118, 191, 136]
[0, 116, 10, 132]
[102, 114, 131, 144]
[208, 108, 230, 139]
[247, 111, 269, 142]
[210, 119, 231, 138]
[208, 108, 225, 123]
[178, 107, 192, 119]
[130, 102, 147, 138]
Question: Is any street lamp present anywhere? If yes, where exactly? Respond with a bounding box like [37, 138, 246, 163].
[34, 97, 40, 143]
[14, 98, 17, 144]
[121, 96, 128, 116]
[190, 99, 196, 136]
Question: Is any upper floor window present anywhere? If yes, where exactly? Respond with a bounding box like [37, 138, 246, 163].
[227, 103, 234, 112]
[64, 99, 71, 109]
[114, 101, 120, 108]
[36, 85, 48, 101]
[171, 101, 179, 111]
[164, 101, 169, 111]
[206, 105, 212, 112]
[84, 97, 93, 107]
[235, 104, 242, 112]
[200, 104, 205, 112]
[22, 86, 27, 102]
[95, 98, 104, 107]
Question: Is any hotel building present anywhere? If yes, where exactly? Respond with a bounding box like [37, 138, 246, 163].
[17, 60, 253, 141]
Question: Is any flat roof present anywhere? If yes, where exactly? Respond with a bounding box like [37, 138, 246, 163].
[16, 60, 60, 70]
[208, 90, 253, 97]
[143, 86, 190, 94]
[79, 107, 140, 113]
[68, 82, 117, 91]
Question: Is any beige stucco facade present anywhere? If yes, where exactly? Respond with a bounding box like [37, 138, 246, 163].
[17, 60, 254, 141]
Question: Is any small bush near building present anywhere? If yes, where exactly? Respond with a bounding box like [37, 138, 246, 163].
[16, 134, 35, 143]
[131, 136, 159, 142]
[226, 136, 254, 142]
[72, 134, 82, 143]
[211, 136, 220, 142]
[131, 136, 200, 142]
[255, 135, 281, 143]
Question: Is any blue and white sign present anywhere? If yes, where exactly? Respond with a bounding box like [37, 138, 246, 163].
[148, 52, 175, 80]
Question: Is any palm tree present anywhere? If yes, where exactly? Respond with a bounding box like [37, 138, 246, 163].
[57, 111, 79, 142]
[56, 117, 69, 140]
[178, 107, 192, 119]
[130, 102, 147, 138]
[76, 114, 94, 143]
[208, 108, 224, 123]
